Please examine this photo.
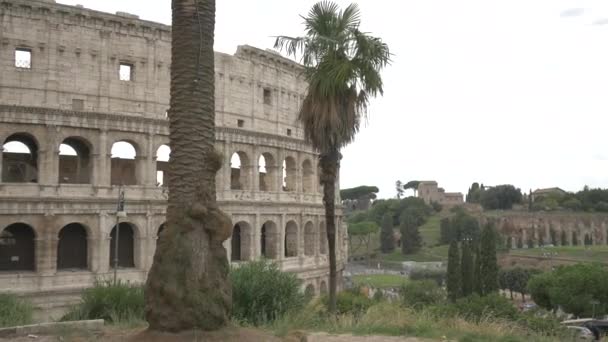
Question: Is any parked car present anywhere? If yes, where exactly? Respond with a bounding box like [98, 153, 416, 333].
[566, 326, 595, 340]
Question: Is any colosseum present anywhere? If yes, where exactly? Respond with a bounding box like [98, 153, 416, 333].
[0, 0, 347, 319]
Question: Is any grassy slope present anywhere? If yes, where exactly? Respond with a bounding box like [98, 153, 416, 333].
[509, 245, 608, 263]
[351, 274, 408, 288]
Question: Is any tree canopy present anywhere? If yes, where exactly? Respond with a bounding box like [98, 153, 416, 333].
[340, 185, 379, 201]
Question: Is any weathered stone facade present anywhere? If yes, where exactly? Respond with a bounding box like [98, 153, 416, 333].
[0, 0, 347, 319]
[417, 181, 463, 207]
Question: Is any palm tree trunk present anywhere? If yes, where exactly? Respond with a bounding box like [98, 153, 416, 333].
[144, 0, 232, 332]
[320, 149, 340, 312]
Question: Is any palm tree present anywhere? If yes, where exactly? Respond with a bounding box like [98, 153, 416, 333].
[145, 0, 232, 331]
[275, 1, 390, 311]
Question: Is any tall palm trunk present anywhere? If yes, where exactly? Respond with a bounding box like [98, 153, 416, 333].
[320, 149, 340, 312]
[145, 0, 232, 332]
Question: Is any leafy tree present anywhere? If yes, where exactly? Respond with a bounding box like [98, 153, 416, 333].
[527, 271, 555, 310]
[479, 223, 499, 295]
[479, 185, 523, 210]
[348, 221, 379, 264]
[395, 180, 404, 199]
[461, 241, 474, 297]
[401, 280, 445, 308]
[499, 268, 540, 301]
[403, 180, 420, 196]
[447, 240, 461, 301]
[400, 208, 423, 254]
[473, 242, 482, 295]
[466, 182, 482, 203]
[379, 213, 395, 253]
[439, 218, 453, 245]
[145, 0, 231, 331]
[275, 1, 390, 311]
[340, 185, 379, 201]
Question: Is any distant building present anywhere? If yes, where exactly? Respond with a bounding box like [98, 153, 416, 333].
[531, 187, 567, 201]
[417, 181, 464, 206]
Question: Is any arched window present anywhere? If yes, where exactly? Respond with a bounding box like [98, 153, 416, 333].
[320, 280, 328, 295]
[109, 222, 135, 268]
[261, 221, 278, 259]
[258, 153, 277, 191]
[111, 141, 137, 185]
[317, 163, 323, 194]
[57, 223, 88, 270]
[305, 284, 315, 298]
[156, 145, 170, 186]
[2, 134, 38, 183]
[231, 151, 250, 190]
[285, 221, 298, 257]
[59, 137, 92, 184]
[0, 223, 35, 271]
[231, 221, 251, 262]
[304, 221, 315, 256]
[319, 221, 327, 255]
[302, 159, 313, 193]
[282, 157, 296, 192]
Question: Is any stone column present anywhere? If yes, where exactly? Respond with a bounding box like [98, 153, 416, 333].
[298, 213, 305, 258]
[146, 134, 157, 187]
[223, 143, 232, 192]
[279, 214, 286, 261]
[252, 146, 260, 192]
[88, 236, 100, 273]
[97, 130, 111, 187]
[97, 212, 110, 274]
[135, 154, 149, 186]
[254, 213, 261, 259]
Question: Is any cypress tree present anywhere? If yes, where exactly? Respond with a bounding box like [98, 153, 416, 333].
[447, 240, 461, 301]
[479, 223, 499, 295]
[401, 212, 422, 254]
[380, 213, 395, 253]
[461, 240, 474, 297]
[473, 240, 482, 295]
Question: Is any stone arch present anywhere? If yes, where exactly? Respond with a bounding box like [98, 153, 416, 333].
[317, 162, 323, 194]
[260, 220, 278, 259]
[109, 222, 136, 268]
[320, 280, 328, 295]
[258, 152, 277, 191]
[304, 221, 315, 256]
[231, 221, 252, 261]
[302, 159, 314, 193]
[155, 144, 170, 186]
[319, 221, 327, 254]
[305, 283, 316, 297]
[110, 140, 138, 185]
[0, 223, 36, 271]
[57, 223, 88, 270]
[282, 156, 296, 192]
[2, 133, 39, 183]
[157, 223, 165, 247]
[59, 137, 92, 184]
[285, 220, 298, 257]
[231, 151, 251, 190]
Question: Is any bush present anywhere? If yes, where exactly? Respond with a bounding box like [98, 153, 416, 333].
[326, 288, 374, 316]
[409, 268, 446, 286]
[401, 280, 445, 308]
[61, 280, 144, 324]
[0, 293, 33, 328]
[231, 260, 305, 325]
[447, 294, 518, 322]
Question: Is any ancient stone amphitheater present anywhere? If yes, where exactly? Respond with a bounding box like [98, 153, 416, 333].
[0, 0, 347, 318]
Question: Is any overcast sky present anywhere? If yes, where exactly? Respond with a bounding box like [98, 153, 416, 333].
[57, 0, 608, 199]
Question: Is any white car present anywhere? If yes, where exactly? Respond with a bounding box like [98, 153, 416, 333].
[566, 326, 595, 340]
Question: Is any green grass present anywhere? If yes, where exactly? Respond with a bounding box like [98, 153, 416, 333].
[0, 293, 33, 328]
[380, 245, 449, 263]
[509, 245, 608, 263]
[419, 215, 441, 246]
[351, 274, 408, 288]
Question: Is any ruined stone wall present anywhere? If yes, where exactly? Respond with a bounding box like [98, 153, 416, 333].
[0, 0, 344, 319]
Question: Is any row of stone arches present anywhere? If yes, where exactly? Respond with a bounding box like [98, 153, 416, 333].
[230, 220, 328, 262]
[304, 280, 328, 297]
[0, 222, 148, 272]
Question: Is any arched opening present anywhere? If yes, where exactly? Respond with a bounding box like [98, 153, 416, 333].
[261, 221, 278, 259]
[59, 137, 92, 184]
[232, 224, 242, 261]
[109, 222, 135, 268]
[157, 223, 165, 247]
[302, 159, 313, 193]
[156, 145, 170, 186]
[320, 280, 328, 295]
[57, 223, 88, 270]
[317, 163, 324, 194]
[285, 220, 298, 257]
[2, 134, 38, 183]
[0, 223, 35, 271]
[572, 231, 578, 246]
[305, 284, 315, 298]
[231, 151, 250, 190]
[282, 157, 296, 192]
[111, 141, 137, 185]
[319, 221, 327, 255]
[304, 221, 315, 256]
[231, 221, 252, 261]
[258, 153, 276, 192]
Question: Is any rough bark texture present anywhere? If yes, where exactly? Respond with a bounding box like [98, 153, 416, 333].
[144, 0, 232, 332]
[320, 150, 340, 312]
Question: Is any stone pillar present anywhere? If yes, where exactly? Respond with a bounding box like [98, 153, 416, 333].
[135, 155, 149, 186]
[88, 236, 100, 273]
[298, 213, 305, 258]
[223, 143, 232, 192]
[254, 213, 261, 259]
[252, 147, 260, 191]
[97, 212, 110, 274]
[146, 134, 156, 187]
[279, 214, 286, 261]
[97, 130, 110, 187]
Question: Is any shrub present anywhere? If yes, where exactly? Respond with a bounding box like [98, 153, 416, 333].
[0, 293, 33, 328]
[325, 288, 374, 316]
[401, 280, 445, 308]
[409, 268, 446, 286]
[447, 294, 518, 322]
[231, 260, 305, 325]
[61, 280, 144, 324]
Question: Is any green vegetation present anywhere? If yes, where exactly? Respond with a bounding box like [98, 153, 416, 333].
[466, 183, 523, 210]
[528, 263, 608, 317]
[380, 245, 449, 263]
[439, 209, 480, 245]
[0, 293, 33, 328]
[478, 223, 499, 295]
[447, 240, 461, 301]
[230, 260, 306, 325]
[418, 215, 441, 246]
[352, 274, 408, 289]
[340, 186, 379, 201]
[61, 280, 144, 325]
[379, 213, 395, 253]
[509, 245, 608, 264]
[531, 186, 608, 213]
[400, 280, 444, 308]
[498, 267, 541, 300]
[400, 208, 423, 254]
